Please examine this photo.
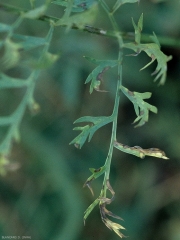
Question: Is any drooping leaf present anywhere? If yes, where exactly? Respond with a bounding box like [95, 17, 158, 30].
[124, 14, 172, 85]
[100, 204, 125, 239]
[70, 116, 112, 148]
[121, 85, 157, 127]
[84, 57, 118, 93]
[114, 141, 169, 159]
[113, 0, 139, 13]
[55, 4, 98, 29]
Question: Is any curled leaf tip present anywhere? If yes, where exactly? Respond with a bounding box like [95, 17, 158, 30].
[83, 179, 94, 196]
[74, 143, 80, 149]
[87, 183, 94, 196]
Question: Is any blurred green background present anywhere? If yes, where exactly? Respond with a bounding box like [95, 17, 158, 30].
[0, 0, 180, 239]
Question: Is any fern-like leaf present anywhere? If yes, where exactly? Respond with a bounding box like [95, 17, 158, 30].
[124, 14, 172, 85]
[121, 85, 157, 127]
[70, 116, 112, 148]
[84, 57, 118, 93]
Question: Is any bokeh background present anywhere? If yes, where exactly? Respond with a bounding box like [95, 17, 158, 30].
[0, 0, 180, 239]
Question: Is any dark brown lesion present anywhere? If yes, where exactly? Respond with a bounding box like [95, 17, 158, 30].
[77, 2, 88, 10]
[94, 167, 101, 172]
[95, 67, 110, 92]
[97, 66, 109, 80]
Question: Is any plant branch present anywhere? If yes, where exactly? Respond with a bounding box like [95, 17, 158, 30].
[99, 0, 124, 203]
[0, 3, 180, 49]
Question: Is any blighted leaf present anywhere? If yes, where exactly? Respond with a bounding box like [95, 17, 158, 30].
[100, 203, 125, 238]
[124, 14, 172, 85]
[84, 57, 118, 93]
[55, 4, 98, 29]
[99, 180, 115, 204]
[70, 116, 112, 148]
[114, 141, 169, 159]
[121, 85, 157, 127]
[113, 0, 139, 13]
[23, 5, 47, 19]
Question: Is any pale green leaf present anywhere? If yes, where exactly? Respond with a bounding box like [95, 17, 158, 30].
[124, 41, 172, 84]
[150, 32, 160, 48]
[55, 4, 98, 29]
[114, 142, 169, 159]
[132, 13, 143, 44]
[69, 125, 90, 149]
[70, 116, 112, 148]
[124, 14, 172, 84]
[121, 85, 157, 127]
[84, 57, 117, 94]
[23, 5, 47, 19]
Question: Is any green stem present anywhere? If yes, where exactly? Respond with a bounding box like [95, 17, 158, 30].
[102, 50, 122, 196]
[1, 3, 180, 49]
[99, 0, 119, 32]
[98, 0, 124, 198]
